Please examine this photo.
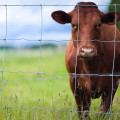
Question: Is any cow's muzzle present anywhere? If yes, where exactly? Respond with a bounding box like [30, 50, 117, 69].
[78, 46, 97, 58]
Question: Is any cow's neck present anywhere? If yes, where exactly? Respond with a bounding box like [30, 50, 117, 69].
[83, 57, 101, 74]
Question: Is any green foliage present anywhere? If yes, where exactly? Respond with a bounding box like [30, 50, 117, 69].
[0, 46, 14, 50]
[108, 0, 120, 30]
[0, 49, 120, 119]
[109, 0, 120, 11]
[31, 44, 57, 49]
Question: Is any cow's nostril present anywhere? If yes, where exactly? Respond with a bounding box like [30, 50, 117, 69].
[81, 48, 94, 53]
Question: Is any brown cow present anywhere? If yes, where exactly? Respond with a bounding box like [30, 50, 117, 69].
[51, 2, 120, 118]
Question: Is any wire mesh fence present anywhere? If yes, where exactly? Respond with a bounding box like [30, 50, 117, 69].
[0, 3, 120, 120]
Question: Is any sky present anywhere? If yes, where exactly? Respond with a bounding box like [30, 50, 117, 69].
[0, 0, 111, 48]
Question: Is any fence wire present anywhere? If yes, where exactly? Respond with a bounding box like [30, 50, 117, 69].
[34, 5, 43, 120]
[1, 39, 120, 42]
[1, 105, 120, 116]
[0, 5, 7, 107]
[0, 3, 120, 119]
[71, 4, 79, 120]
[0, 4, 120, 6]
[109, 4, 117, 118]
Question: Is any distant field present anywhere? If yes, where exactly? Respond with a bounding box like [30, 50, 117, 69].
[0, 48, 120, 120]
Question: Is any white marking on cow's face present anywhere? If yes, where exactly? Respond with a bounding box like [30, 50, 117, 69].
[81, 48, 93, 53]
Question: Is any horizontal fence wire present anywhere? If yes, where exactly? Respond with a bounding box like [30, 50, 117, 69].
[0, 4, 120, 6]
[1, 39, 120, 42]
[0, 3, 120, 119]
[1, 71, 120, 77]
[1, 105, 120, 116]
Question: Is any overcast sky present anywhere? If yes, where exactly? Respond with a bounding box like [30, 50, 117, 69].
[0, 0, 111, 48]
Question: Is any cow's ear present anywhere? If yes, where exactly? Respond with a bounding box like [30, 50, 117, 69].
[51, 10, 71, 24]
[101, 12, 120, 25]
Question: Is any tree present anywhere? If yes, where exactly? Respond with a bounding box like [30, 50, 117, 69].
[108, 0, 120, 30]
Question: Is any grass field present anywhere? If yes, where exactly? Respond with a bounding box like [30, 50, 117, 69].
[0, 48, 120, 120]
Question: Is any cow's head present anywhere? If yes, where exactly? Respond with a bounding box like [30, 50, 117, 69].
[51, 2, 120, 60]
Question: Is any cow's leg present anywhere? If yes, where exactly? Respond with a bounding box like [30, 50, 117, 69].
[69, 76, 83, 117]
[100, 77, 119, 115]
[100, 93, 111, 115]
[100, 92, 115, 118]
[83, 93, 91, 118]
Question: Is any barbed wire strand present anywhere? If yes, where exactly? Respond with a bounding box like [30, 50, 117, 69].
[0, 5, 7, 107]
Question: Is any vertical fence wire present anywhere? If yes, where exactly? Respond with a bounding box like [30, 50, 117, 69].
[0, 5, 7, 106]
[108, 4, 117, 119]
[34, 5, 43, 120]
[71, 4, 79, 119]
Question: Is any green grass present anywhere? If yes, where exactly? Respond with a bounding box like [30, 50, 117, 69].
[0, 48, 120, 120]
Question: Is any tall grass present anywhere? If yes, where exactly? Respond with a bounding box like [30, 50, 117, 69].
[0, 48, 120, 120]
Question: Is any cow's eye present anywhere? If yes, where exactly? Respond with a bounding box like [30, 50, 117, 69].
[98, 24, 101, 28]
[72, 24, 78, 31]
[96, 24, 101, 29]
[72, 24, 75, 28]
